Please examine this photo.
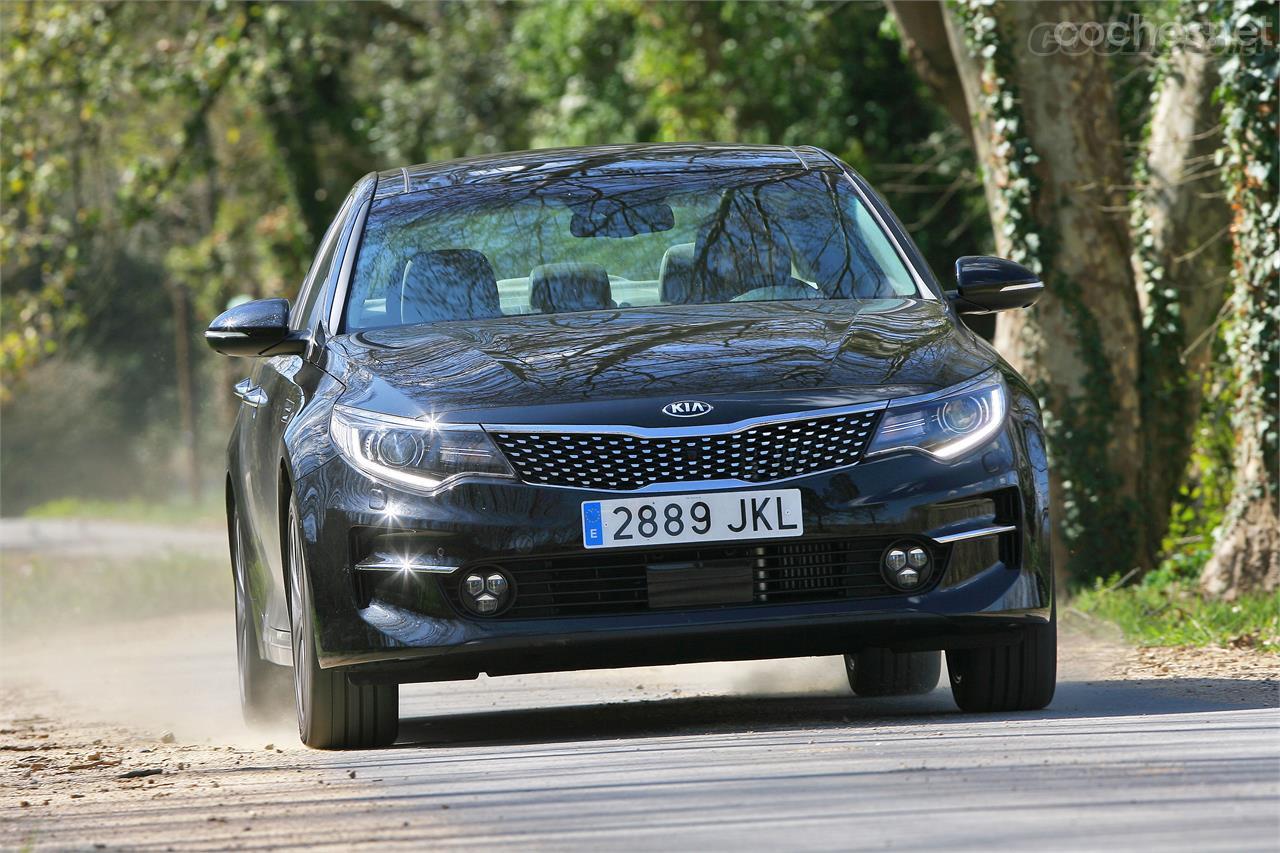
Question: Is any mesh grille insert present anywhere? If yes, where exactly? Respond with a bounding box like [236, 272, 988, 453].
[491, 409, 883, 491]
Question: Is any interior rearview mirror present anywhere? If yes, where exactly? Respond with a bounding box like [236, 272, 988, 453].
[569, 198, 675, 238]
[205, 297, 308, 357]
[947, 256, 1043, 314]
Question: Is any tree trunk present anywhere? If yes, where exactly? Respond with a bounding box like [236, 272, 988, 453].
[1201, 436, 1280, 598]
[939, 0, 1144, 583]
[884, 1, 974, 150]
[892, 1, 1240, 583]
[170, 282, 202, 503]
[1199, 0, 1279, 598]
[1132, 45, 1230, 559]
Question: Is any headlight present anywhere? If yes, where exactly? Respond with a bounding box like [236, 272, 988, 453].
[866, 372, 1007, 460]
[329, 405, 514, 492]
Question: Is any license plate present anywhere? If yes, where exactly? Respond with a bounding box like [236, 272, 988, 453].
[582, 489, 803, 549]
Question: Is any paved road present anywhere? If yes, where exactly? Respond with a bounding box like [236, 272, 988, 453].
[1, 519, 1277, 850]
[3, 608, 1277, 851]
[0, 516, 224, 559]
[384, 673, 1279, 850]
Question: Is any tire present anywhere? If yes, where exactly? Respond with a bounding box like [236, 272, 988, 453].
[231, 507, 289, 725]
[286, 497, 399, 749]
[845, 649, 942, 697]
[946, 617, 1057, 712]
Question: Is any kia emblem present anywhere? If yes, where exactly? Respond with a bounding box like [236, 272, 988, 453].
[662, 400, 714, 418]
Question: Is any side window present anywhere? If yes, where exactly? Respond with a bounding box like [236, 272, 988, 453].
[291, 193, 355, 329]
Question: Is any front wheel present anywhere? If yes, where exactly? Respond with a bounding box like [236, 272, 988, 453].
[287, 498, 398, 749]
[946, 618, 1057, 712]
[845, 649, 941, 697]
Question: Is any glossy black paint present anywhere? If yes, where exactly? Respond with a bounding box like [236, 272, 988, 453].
[205, 297, 308, 357]
[373, 143, 842, 201]
[337, 299, 992, 426]
[212, 144, 1053, 682]
[296, 373, 1050, 677]
[948, 255, 1044, 314]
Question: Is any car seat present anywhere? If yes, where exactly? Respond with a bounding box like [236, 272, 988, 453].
[529, 262, 615, 313]
[398, 249, 503, 324]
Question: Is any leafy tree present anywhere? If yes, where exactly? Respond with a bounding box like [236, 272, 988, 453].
[1199, 0, 1279, 597]
[891, 0, 1242, 586]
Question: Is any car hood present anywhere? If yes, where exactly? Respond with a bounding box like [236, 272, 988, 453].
[332, 299, 997, 427]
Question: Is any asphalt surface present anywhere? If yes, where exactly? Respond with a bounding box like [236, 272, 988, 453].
[384, 674, 1279, 850]
[2, 608, 1276, 851]
[2, 521, 1278, 850]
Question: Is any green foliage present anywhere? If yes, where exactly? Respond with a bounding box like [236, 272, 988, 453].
[0, 0, 1264, 595]
[0, 551, 229, 633]
[1073, 573, 1280, 651]
[24, 496, 221, 526]
[1, 0, 985, 514]
[950, 0, 1042, 275]
[1211, 0, 1280, 516]
[1080, 357, 1268, 643]
[1156, 370, 1236, 577]
[0, 3, 105, 399]
[507, 0, 984, 274]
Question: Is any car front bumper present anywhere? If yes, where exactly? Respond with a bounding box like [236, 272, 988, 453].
[291, 398, 1052, 679]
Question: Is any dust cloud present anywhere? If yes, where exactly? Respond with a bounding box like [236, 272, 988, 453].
[2, 515, 862, 752]
[0, 518, 295, 748]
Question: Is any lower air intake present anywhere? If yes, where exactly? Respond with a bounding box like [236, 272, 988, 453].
[444, 536, 946, 619]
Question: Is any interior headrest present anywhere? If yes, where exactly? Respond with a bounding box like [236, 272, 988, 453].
[529, 262, 613, 313]
[659, 243, 696, 304]
[399, 249, 501, 324]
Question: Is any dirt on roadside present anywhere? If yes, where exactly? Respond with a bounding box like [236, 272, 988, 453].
[1062, 609, 1280, 686]
[1115, 644, 1280, 696]
[2, 615, 1276, 850]
[0, 684, 405, 851]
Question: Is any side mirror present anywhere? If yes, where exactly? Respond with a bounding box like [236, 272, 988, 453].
[946, 256, 1043, 314]
[205, 298, 308, 357]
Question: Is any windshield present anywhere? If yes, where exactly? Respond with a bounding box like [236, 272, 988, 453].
[344, 168, 923, 331]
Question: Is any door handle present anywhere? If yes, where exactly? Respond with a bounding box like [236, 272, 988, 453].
[234, 379, 268, 408]
[281, 399, 297, 423]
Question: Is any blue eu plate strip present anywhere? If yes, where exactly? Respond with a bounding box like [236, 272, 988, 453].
[582, 501, 604, 547]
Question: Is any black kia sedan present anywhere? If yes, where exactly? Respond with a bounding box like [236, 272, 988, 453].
[206, 144, 1055, 749]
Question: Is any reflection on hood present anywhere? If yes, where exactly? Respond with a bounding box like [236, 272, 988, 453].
[333, 300, 996, 420]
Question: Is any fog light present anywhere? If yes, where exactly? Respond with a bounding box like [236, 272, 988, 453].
[883, 542, 930, 592]
[459, 566, 513, 616]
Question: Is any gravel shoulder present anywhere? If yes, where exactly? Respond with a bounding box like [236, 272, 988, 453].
[1, 686, 407, 851]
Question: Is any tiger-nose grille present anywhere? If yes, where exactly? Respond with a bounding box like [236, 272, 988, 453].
[490, 409, 883, 491]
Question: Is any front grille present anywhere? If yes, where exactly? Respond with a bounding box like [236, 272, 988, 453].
[443, 536, 945, 620]
[490, 409, 883, 491]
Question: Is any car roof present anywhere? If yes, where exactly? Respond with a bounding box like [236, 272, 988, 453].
[371, 143, 842, 200]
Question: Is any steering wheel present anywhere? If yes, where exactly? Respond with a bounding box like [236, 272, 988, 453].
[730, 282, 823, 303]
